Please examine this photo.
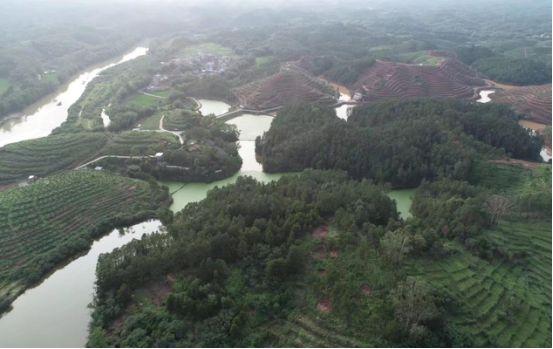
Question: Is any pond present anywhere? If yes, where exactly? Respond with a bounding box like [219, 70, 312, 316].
[197, 99, 231, 116]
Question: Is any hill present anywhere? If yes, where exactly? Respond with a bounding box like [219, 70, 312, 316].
[256, 101, 542, 188]
[353, 54, 486, 102]
[0, 131, 180, 185]
[233, 64, 337, 110]
[490, 84, 552, 124]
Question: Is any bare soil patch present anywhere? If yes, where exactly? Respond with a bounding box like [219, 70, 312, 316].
[317, 299, 333, 313]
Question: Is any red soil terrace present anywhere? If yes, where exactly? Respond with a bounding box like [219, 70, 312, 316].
[233, 64, 336, 109]
[353, 56, 486, 102]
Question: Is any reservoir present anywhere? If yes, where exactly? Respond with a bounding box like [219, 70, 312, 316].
[197, 99, 231, 116]
[0, 47, 148, 148]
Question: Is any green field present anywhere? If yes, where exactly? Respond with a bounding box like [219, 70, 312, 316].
[125, 93, 163, 109]
[0, 131, 180, 184]
[138, 112, 163, 130]
[0, 170, 169, 314]
[162, 109, 199, 131]
[103, 131, 180, 156]
[0, 79, 10, 95]
[181, 42, 234, 57]
[397, 51, 446, 66]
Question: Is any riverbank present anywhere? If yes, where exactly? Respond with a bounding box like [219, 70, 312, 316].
[0, 46, 149, 148]
[0, 220, 164, 347]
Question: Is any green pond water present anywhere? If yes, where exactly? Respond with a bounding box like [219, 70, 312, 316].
[387, 188, 416, 219]
[163, 112, 415, 217]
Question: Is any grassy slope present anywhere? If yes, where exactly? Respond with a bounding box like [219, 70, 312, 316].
[0, 170, 169, 314]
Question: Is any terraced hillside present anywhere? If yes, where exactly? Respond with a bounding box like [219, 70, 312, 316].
[0, 131, 180, 185]
[0, 133, 108, 185]
[0, 170, 170, 314]
[354, 56, 486, 102]
[233, 64, 337, 110]
[491, 84, 552, 124]
[411, 219, 551, 347]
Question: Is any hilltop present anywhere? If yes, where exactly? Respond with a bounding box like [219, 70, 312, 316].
[353, 53, 486, 102]
[233, 64, 337, 110]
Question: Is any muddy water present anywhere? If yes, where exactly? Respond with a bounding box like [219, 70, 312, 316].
[0, 220, 164, 347]
[197, 99, 231, 116]
[0, 47, 148, 147]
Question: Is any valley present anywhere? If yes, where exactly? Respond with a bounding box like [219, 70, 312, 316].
[0, 1, 550, 347]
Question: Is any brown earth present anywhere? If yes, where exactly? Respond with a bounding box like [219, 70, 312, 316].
[233, 63, 336, 109]
[312, 225, 329, 240]
[489, 158, 543, 170]
[489, 84, 552, 124]
[353, 54, 485, 102]
[317, 299, 333, 313]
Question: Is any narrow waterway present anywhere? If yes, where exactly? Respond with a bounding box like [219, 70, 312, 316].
[0, 47, 148, 147]
[164, 113, 281, 212]
[0, 220, 163, 347]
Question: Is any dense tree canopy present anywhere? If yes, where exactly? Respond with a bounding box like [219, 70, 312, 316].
[256, 100, 542, 188]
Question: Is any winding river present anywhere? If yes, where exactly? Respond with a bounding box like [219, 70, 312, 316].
[0, 47, 148, 148]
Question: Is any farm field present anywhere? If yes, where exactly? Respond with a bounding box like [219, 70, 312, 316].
[233, 64, 337, 110]
[0, 131, 180, 184]
[490, 84, 552, 124]
[411, 218, 551, 347]
[0, 170, 169, 314]
[125, 93, 164, 110]
[353, 55, 486, 102]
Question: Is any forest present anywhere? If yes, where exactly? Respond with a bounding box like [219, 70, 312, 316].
[256, 100, 543, 188]
[88, 162, 551, 347]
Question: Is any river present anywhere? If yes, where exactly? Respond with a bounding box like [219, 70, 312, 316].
[164, 113, 281, 212]
[0, 220, 164, 347]
[0, 47, 148, 148]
